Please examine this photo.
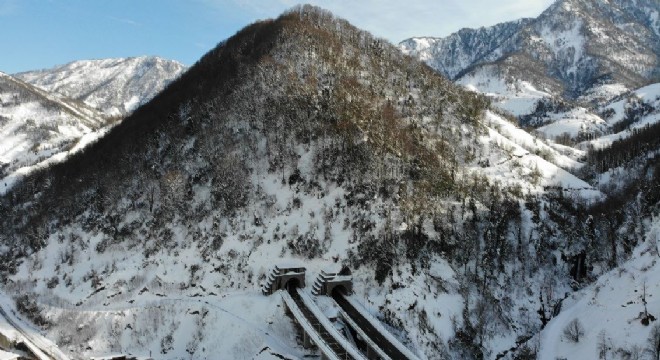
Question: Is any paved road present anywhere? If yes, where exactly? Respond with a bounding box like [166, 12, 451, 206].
[333, 292, 413, 360]
[0, 304, 69, 360]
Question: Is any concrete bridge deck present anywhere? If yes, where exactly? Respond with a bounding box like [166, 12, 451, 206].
[282, 287, 367, 360]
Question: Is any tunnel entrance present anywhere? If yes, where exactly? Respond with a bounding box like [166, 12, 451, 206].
[330, 284, 349, 297]
[261, 265, 307, 295]
[311, 267, 354, 296]
[285, 278, 302, 291]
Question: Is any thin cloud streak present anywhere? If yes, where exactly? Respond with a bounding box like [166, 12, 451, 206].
[107, 16, 142, 27]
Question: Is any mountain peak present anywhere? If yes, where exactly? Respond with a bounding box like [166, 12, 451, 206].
[401, 0, 659, 97]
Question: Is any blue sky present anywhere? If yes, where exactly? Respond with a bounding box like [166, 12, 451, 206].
[0, 0, 554, 74]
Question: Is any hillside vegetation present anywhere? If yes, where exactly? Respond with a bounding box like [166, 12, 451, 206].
[0, 5, 658, 359]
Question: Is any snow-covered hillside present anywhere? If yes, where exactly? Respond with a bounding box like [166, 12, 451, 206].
[1, 3, 659, 360]
[476, 111, 600, 199]
[16, 56, 186, 117]
[0, 72, 109, 194]
[457, 60, 558, 117]
[539, 216, 660, 360]
[0, 7, 618, 359]
[586, 82, 660, 149]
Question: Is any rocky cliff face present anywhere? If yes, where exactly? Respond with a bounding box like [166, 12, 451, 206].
[399, 18, 530, 79]
[401, 0, 660, 97]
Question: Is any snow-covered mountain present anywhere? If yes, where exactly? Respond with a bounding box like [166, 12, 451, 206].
[0, 71, 109, 194]
[399, 19, 531, 80]
[402, 0, 660, 147]
[0, 4, 659, 360]
[401, 0, 660, 98]
[0, 6, 612, 359]
[15, 56, 186, 117]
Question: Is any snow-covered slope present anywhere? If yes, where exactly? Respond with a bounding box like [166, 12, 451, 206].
[0, 71, 109, 194]
[539, 216, 660, 360]
[586, 82, 660, 149]
[476, 111, 600, 199]
[457, 55, 560, 117]
[16, 56, 186, 117]
[1, 5, 659, 360]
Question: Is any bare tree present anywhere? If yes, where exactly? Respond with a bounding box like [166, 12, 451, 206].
[647, 323, 660, 360]
[640, 280, 656, 325]
[616, 344, 643, 360]
[597, 330, 609, 359]
[563, 318, 585, 343]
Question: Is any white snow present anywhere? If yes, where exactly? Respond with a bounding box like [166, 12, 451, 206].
[0, 293, 70, 360]
[471, 111, 601, 199]
[458, 68, 553, 117]
[0, 350, 19, 360]
[0, 73, 109, 195]
[281, 291, 345, 360]
[16, 56, 186, 117]
[540, 217, 660, 360]
[535, 107, 607, 139]
[297, 289, 367, 360]
[539, 19, 586, 76]
[586, 82, 660, 149]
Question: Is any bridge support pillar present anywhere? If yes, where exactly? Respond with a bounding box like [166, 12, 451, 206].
[366, 345, 379, 359]
[302, 330, 312, 348]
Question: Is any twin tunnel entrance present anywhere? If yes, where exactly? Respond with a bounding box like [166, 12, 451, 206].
[283, 278, 349, 294]
[280, 273, 350, 299]
[262, 265, 353, 296]
[267, 264, 419, 360]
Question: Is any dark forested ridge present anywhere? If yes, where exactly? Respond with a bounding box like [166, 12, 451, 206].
[0, 5, 659, 359]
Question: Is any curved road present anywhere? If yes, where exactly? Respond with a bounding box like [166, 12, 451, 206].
[0, 304, 69, 360]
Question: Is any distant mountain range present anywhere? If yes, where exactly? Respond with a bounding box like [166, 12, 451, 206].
[15, 56, 186, 117]
[0, 71, 107, 193]
[401, 0, 660, 144]
[0, 56, 185, 193]
[401, 0, 660, 98]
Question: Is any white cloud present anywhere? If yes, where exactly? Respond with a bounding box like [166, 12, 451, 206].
[107, 16, 142, 27]
[208, 0, 555, 42]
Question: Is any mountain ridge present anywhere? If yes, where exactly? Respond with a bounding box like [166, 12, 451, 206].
[15, 56, 186, 117]
[0, 71, 109, 194]
[401, 0, 660, 97]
